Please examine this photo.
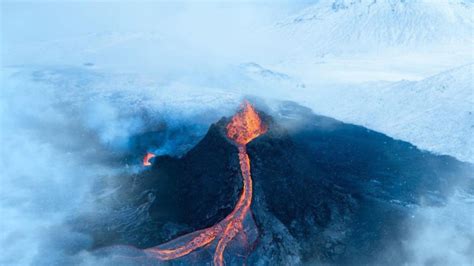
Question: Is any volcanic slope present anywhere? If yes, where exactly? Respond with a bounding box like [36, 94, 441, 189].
[84, 101, 473, 265]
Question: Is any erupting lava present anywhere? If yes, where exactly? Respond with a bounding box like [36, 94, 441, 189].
[226, 101, 268, 145]
[145, 101, 267, 265]
[143, 152, 156, 166]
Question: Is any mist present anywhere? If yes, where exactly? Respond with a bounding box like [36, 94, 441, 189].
[1, 1, 473, 265]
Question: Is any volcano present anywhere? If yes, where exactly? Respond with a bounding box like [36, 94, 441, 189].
[84, 101, 473, 265]
[143, 101, 266, 266]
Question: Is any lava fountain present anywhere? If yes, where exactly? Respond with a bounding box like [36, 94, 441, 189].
[145, 101, 267, 265]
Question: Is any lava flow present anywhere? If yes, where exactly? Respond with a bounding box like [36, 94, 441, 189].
[145, 101, 267, 265]
[143, 152, 156, 166]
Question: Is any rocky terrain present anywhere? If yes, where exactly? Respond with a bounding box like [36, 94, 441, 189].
[76, 102, 473, 265]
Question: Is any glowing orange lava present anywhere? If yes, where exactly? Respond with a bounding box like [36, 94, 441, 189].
[143, 152, 156, 166]
[145, 101, 267, 265]
[226, 101, 268, 145]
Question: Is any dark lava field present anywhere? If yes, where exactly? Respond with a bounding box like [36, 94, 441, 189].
[76, 101, 473, 265]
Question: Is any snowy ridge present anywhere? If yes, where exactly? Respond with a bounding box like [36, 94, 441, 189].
[276, 0, 473, 55]
[265, 0, 474, 82]
[3, 62, 472, 163]
[307, 64, 474, 163]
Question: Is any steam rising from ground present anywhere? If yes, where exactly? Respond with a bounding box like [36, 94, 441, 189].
[2, 68, 472, 265]
[0, 79, 108, 264]
[1, 1, 473, 265]
[0, 69, 237, 265]
[403, 191, 474, 266]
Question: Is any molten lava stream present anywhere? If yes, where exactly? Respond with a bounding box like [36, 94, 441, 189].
[145, 101, 266, 265]
[213, 145, 252, 266]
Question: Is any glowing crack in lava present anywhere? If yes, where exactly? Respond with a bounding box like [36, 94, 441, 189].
[143, 152, 156, 166]
[145, 101, 267, 265]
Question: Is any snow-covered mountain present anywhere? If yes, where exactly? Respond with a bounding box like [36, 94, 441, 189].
[3, 62, 472, 164]
[277, 0, 473, 54]
[300, 63, 474, 163]
[268, 0, 474, 82]
[1, 2, 473, 265]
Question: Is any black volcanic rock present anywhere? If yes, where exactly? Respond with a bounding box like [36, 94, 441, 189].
[246, 101, 473, 265]
[138, 120, 243, 244]
[149, 122, 240, 223]
[82, 101, 473, 265]
[81, 119, 243, 249]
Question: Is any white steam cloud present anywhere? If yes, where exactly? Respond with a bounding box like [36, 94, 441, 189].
[403, 191, 474, 266]
[1, 1, 473, 265]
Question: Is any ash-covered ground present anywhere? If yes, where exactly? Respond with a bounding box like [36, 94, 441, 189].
[73, 101, 473, 265]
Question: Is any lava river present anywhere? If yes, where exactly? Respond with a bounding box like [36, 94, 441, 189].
[145, 101, 267, 265]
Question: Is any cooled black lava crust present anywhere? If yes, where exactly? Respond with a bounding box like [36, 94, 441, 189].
[82, 101, 473, 265]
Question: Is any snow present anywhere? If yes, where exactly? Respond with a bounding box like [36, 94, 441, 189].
[295, 64, 474, 163]
[277, 0, 473, 52]
[266, 0, 474, 83]
[244, 0, 474, 162]
[1, 1, 473, 265]
[1, 0, 472, 163]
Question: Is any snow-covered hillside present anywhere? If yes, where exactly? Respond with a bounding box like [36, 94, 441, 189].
[2, 62, 472, 164]
[268, 0, 474, 82]
[298, 64, 474, 163]
[277, 0, 473, 54]
[1, 2, 473, 265]
[2, 0, 473, 162]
